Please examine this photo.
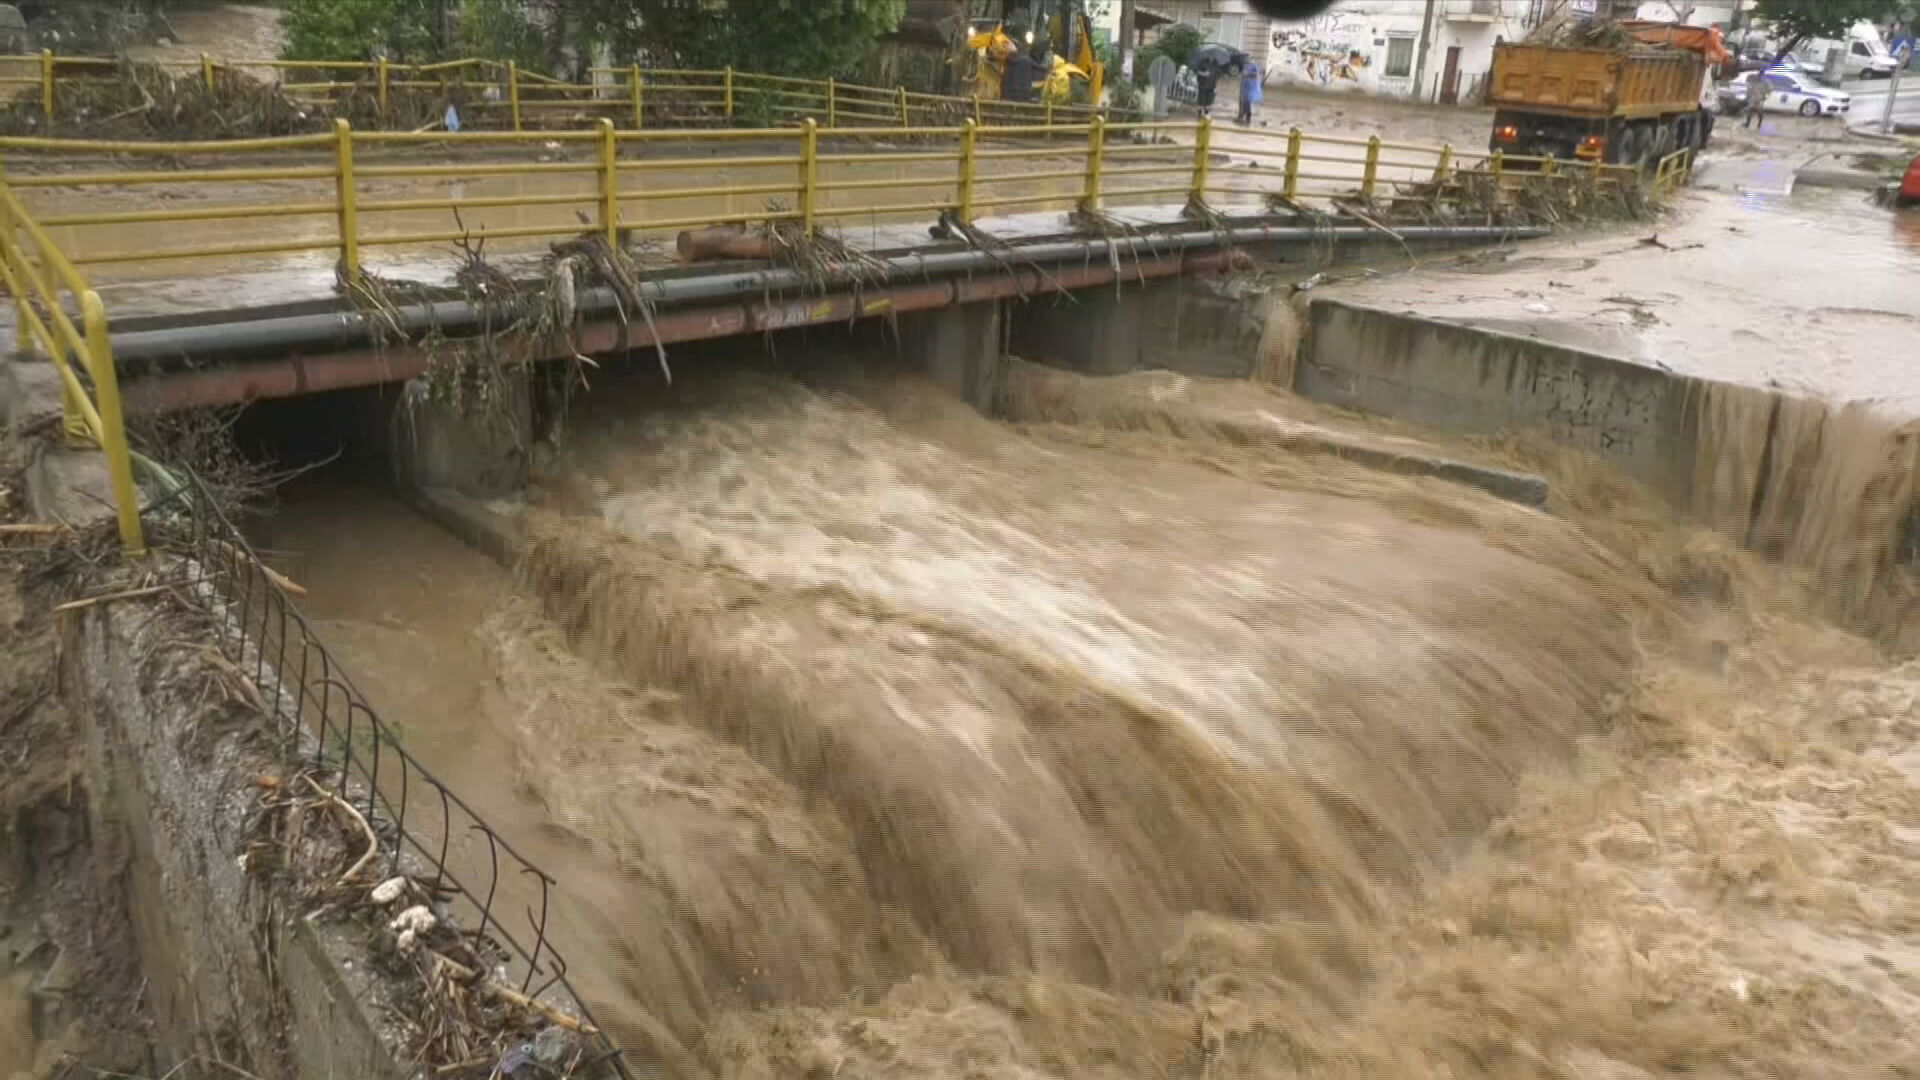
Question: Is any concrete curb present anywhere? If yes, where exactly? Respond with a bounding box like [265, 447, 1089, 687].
[1795, 166, 1891, 190]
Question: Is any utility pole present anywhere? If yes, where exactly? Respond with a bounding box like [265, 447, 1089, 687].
[1411, 0, 1440, 103]
[1120, 0, 1136, 83]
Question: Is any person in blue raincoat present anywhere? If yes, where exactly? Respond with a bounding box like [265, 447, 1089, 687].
[1236, 59, 1262, 126]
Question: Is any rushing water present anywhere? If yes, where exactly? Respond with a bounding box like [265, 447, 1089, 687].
[257, 350, 1671, 1076]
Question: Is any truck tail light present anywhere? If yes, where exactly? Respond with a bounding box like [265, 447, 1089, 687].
[1577, 134, 1606, 159]
[1494, 124, 1519, 143]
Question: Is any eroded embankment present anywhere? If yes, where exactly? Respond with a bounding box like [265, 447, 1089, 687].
[263, 352, 1920, 1080]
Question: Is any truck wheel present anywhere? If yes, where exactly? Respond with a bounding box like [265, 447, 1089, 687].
[1799, 99, 1820, 117]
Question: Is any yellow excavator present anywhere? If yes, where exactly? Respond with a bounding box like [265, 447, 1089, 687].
[961, 0, 1104, 106]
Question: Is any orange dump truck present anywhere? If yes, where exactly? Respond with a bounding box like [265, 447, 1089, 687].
[1488, 22, 1727, 168]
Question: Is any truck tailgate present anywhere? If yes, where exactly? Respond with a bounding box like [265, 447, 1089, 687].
[1490, 45, 1618, 115]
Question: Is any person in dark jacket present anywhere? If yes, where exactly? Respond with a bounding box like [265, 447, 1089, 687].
[1194, 65, 1219, 114]
[1002, 46, 1041, 102]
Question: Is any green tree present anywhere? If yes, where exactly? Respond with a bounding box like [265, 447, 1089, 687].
[608, 0, 906, 79]
[281, 0, 442, 63]
[1133, 22, 1202, 86]
[1752, 0, 1899, 60]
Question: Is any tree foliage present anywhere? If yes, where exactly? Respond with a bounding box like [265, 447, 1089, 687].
[280, 0, 443, 63]
[602, 0, 906, 79]
[1133, 23, 1203, 86]
[279, 0, 905, 81]
[1752, 0, 1899, 58]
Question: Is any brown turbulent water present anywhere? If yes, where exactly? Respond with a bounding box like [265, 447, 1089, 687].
[261, 353, 1920, 1080]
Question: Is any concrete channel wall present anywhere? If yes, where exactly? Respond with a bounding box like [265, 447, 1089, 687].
[67, 600, 410, 1080]
[1295, 298, 1701, 501]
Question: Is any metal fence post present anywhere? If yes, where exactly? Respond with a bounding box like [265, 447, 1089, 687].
[897, 86, 910, 127]
[1361, 134, 1380, 201]
[1434, 143, 1452, 185]
[507, 60, 522, 131]
[630, 64, 643, 129]
[800, 117, 818, 233]
[333, 118, 361, 284]
[724, 66, 735, 121]
[1081, 114, 1106, 210]
[1283, 127, 1301, 201]
[82, 291, 144, 555]
[378, 56, 390, 117]
[40, 49, 53, 119]
[1492, 149, 1504, 182]
[973, 93, 982, 127]
[0, 165, 27, 360]
[827, 77, 837, 128]
[597, 118, 618, 244]
[201, 52, 216, 92]
[1190, 114, 1212, 201]
[959, 117, 977, 223]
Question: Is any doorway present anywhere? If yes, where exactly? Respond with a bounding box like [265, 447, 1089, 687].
[1439, 45, 1462, 104]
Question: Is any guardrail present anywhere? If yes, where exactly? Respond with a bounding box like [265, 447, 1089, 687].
[0, 51, 1099, 133]
[1652, 145, 1695, 193]
[0, 164, 142, 550]
[159, 468, 624, 1074]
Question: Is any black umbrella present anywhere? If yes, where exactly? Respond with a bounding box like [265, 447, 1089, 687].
[1189, 43, 1240, 73]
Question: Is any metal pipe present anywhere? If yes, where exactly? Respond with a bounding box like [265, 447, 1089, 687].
[110, 223, 1543, 369]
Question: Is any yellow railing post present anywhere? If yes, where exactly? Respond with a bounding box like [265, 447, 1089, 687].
[1081, 113, 1106, 210]
[40, 48, 53, 119]
[1283, 127, 1301, 201]
[1361, 134, 1380, 201]
[1434, 143, 1452, 185]
[507, 60, 521, 131]
[800, 117, 818, 234]
[201, 52, 216, 92]
[378, 56, 390, 117]
[1046, 97, 1054, 128]
[1492, 150, 1505, 183]
[972, 94, 982, 127]
[597, 118, 618, 245]
[0, 165, 27, 361]
[333, 118, 361, 284]
[724, 66, 735, 121]
[629, 63, 643, 128]
[827, 77, 837, 128]
[82, 291, 144, 555]
[959, 117, 977, 223]
[1190, 114, 1212, 201]
[897, 86, 910, 127]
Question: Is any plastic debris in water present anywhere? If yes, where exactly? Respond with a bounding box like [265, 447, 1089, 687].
[445, 104, 461, 132]
[498, 1043, 535, 1075]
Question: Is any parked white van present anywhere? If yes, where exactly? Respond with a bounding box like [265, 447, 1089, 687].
[1794, 22, 1898, 81]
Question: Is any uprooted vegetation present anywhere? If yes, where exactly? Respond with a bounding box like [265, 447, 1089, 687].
[0, 59, 326, 139]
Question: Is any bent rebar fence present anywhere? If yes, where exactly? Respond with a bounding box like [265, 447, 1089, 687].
[154, 471, 627, 1077]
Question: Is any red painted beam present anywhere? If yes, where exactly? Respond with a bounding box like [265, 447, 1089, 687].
[121, 249, 1234, 413]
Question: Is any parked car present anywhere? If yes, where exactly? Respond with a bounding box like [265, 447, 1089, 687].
[1719, 70, 1851, 117]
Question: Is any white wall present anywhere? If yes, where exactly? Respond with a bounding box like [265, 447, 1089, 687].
[1264, 0, 1532, 102]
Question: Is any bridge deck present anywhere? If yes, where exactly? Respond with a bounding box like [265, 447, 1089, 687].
[78, 204, 1205, 329]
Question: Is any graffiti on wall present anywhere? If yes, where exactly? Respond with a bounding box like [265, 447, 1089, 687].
[1273, 27, 1372, 84]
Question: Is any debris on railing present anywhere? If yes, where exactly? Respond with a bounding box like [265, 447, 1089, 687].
[0, 59, 317, 139]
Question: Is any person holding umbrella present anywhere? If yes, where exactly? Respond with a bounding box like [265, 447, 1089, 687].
[1188, 43, 1238, 117]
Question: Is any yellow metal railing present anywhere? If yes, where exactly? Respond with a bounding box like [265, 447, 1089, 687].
[0, 168, 142, 551]
[1652, 146, 1694, 193]
[1, 51, 1099, 134]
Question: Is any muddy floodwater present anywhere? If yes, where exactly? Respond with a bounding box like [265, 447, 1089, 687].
[252, 334, 1920, 1079]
